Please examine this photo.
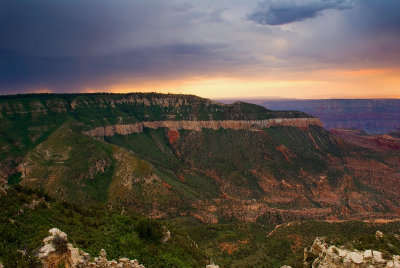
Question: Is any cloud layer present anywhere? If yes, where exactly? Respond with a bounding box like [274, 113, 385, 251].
[0, 0, 399, 97]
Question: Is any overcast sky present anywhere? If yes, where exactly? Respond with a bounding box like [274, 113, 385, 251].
[1, 0, 399, 98]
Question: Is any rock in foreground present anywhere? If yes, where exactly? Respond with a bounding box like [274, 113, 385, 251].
[39, 228, 145, 268]
[38, 228, 217, 268]
[303, 236, 400, 267]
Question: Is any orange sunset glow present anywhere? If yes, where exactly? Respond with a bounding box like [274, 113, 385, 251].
[99, 67, 400, 99]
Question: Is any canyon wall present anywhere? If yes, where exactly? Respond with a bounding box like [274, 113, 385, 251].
[83, 118, 322, 137]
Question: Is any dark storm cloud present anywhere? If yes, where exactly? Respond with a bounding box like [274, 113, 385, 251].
[349, 0, 400, 34]
[0, 0, 235, 93]
[0, 43, 230, 93]
[0, 0, 175, 57]
[248, 0, 353, 25]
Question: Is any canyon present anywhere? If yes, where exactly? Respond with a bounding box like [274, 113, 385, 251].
[260, 99, 400, 134]
[1, 93, 400, 224]
[1, 93, 400, 267]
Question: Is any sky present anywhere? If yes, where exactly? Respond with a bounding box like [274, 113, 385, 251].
[0, 0, 399, 99]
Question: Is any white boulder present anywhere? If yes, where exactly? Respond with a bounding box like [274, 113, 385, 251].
[376, 230, 384, 239]
[349, 252, 363, 264]
[364, 249, 373, 259]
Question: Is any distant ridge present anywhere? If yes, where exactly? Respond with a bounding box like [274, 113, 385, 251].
[216, 98, 400, 134]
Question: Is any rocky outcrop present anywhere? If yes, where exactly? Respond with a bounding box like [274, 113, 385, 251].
[39, 228, 85, 268]
[39, 228, 145, 268]
[206, 262, 220, 268]
[304, 236, 400, 267]
[86, 249, 144, 268]
[38, 228, 217, 268]
[162, 226, 171, 243]
[167, 130, 179, 144]
[376, 230, 384, 239]
[83, 118, 322, 137]
[0, 178, 7, 196]
[69, 94, 193, 110]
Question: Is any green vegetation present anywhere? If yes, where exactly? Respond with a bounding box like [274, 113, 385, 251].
[106, 125, 347, 205]
[2, 186, 399, 268]
[105, 129, 181, 170]
[20, 123, 116, 204]
[0, 186, 206, 268]
[7, 172, 22, 185]
[106, 129, 221, 202]
[178, 219, 400, 268]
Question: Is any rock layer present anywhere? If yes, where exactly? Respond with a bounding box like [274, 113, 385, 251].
[83, 118, 322, 137]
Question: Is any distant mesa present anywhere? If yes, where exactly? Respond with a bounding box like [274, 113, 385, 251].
[260, 99, 400, 134]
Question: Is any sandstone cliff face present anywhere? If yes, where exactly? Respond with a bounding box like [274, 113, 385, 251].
[83, 118, 322, 137]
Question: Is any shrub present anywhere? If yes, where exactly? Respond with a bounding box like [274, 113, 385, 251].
[136, 218, 163, 242]
[53, 235, 68, 253]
